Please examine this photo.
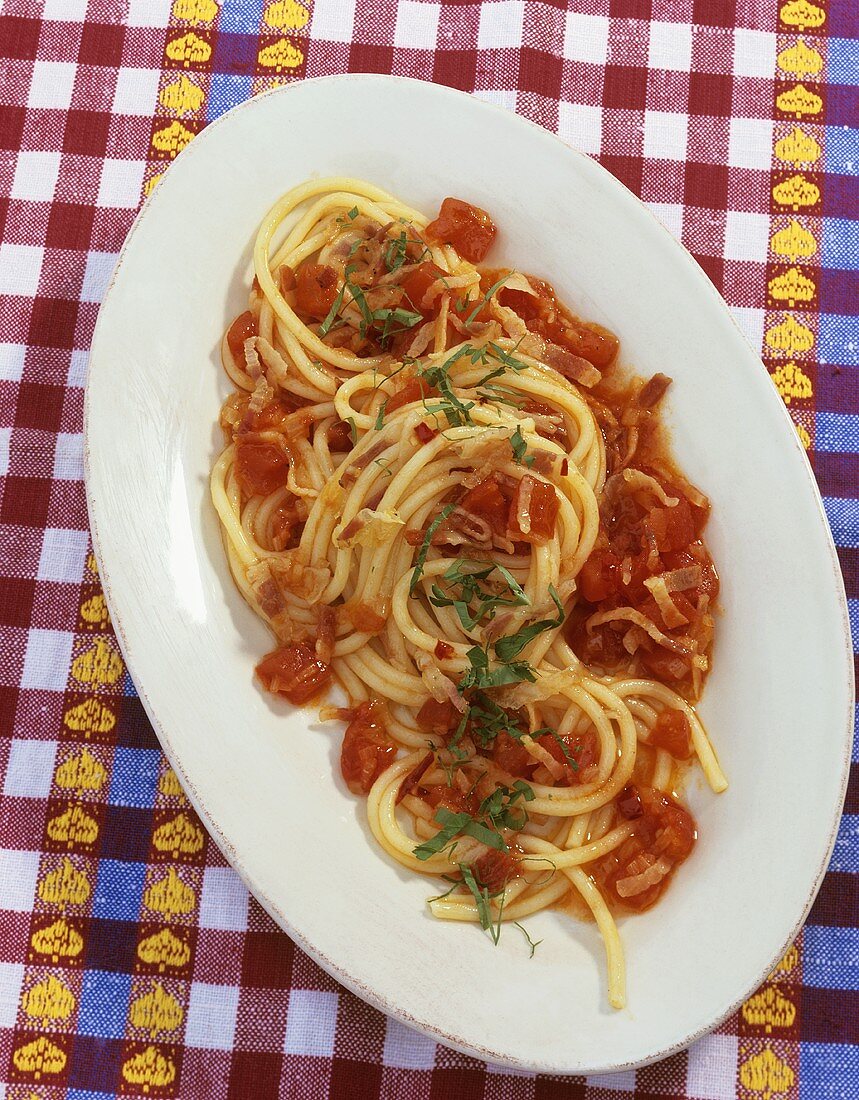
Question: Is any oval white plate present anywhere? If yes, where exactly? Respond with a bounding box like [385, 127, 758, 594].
[85, 75, 852, 1074]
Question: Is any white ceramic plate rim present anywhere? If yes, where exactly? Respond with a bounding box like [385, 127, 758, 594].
[85, 74, 853, 1074]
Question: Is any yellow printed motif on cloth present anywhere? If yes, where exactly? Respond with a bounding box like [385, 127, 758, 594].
[777, 38, 824, 75]
[776, 83, 823, 118]
[258, 38, 304, 70]
[772, 173, 821, 210]
[158, 767, 187, 799]
[31, 919, 84, 963]
[38, 858, 91, 909]
[165, 31, 212, 66]
[172, 0, 218, 20]
[137, 928, 192, 971]
[23, 975, 75, 1022]
[264, 0, 311, 29]
[72, 639, 124, 686]
[46, 804, 99, 849]
[153, 813, 204, 858]
[144, 868, 196, 917]
[63, 698, 116, 736]
[129, 983, 184, 1038]
[12, 1037, 66, 1079]
[160, 74, 205, 114]
[79, 593, 109, 628]
[772, 362, 813, 405]
[766, 314, 815, 355]
[742, 985, 797, 1033]
[151, 120, 195, 158]
[775, 126, 821, 165]
[739, 1047, 796, 1097]
[769, 266, 816, 306]
[122, 1046, 177, 1090]
[55, 747, 107, 792]
[780, 0, 826, 29]
[770, 219, 817, 261]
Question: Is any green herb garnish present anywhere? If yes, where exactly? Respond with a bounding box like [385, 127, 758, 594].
[429, 559, 528, 631]
[493, 585, 564, 661]
[409, 503, 456, 594]
[513, 921, 543, 958]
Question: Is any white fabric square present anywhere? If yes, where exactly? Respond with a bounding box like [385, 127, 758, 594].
[81, 251, 118, 304]
[68, 349, 88, 388]
[38, 527, 89, 583]
[53, 433, 83, 480]
[730, 306, 765, 353]
[383, 1017, 436, 1070]
[733, 28, 776, 78]
[0, 244, 43, 297]
[648, 201, 684, 241]
[199, 866, 249, 931]
[587, 1069, 637, 1092]
[0, 963, 24, 1029]
[0, 428, 10, 479]
[21, 630, 74, 691]
[43, 0, 89, 18]
[643, 110, 688, 161]
[0, 344, 26, 383]
[724, 210, 770, 261]
[648, 21, 692, 71]
[97, 159, 145, 210]
[310, 0, 356, 43]
[3, 740, 57, 799]
[283, 989, 338, 1057]
[478, 1, 524, 50]
[27, 61, 77, 110]
[112, 67, 161, 116]
[394, 2, 439, 49]
[729, 116, 773, 170]
[0, 850, 40, 912]
[472, 88, 517, 113]
[127, 0, 172, 26]
[563, 12, 609, 64]
[686, 1032, 739, 1100]
[185, 983, 240, 1051]
[558, 101, 602, 156]
[12, 151, 62, 203]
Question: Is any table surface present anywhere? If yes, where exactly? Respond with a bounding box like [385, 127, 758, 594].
[0, 1, 856, 1097]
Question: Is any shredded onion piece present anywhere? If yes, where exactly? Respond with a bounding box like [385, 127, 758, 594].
[644, 575, 689, 628]
[406, 321, 435, 358]
[621, 468, 679, 507]
[663, 565, 702, 592]
[521, 734, 565, 781]
[515, 477, 533, 536]
[616, 855, 672, 898]
[585, 607, 696, 656]
[339, 439, 388, 488]
[334, 507, 405, 548]
[416, 654, 467, 713]
[268, 553, 331, 604]
[243, 336, 262, 380]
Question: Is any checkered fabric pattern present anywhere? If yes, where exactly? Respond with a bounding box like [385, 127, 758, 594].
[0, 0, 856, 1096]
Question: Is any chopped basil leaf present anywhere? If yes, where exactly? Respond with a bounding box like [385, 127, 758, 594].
[460, 862, 503, 943]
[347, 206, 359, 219]
[513, 921, 543, 958]
[409, 503, 456, 594]
[346, 417, 358, 446]
[318, 283, 346, 337]
[493, 585, 565, 661]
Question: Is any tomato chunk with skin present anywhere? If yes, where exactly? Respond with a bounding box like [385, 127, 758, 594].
[650, 709, 693, 760]
[295, 263, 339, 320]
[460, 475, 512, 537]
[400, 262, 447, 316]
[508, 476, 559, 542]
[425, 198, 497, 263]
[492, 730, 533, 778]
[387, 376, 438, 412]
[416, 697, 457, 735]
[536, 729, 598, 785]
[340, 701, 397, 796]
[234, 438, 289, 496]
[422, 782, 480, 816]
[226, 310, 257, 361]
[256, 643, 331, 705]
[326, 419, 354, 452]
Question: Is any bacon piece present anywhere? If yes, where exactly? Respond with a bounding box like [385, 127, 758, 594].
[544, 343, 602, 388]
[396, 751, 434, 804]
[637, 372, 672, 408]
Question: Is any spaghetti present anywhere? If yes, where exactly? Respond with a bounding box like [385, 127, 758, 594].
[211, 177, 727, 1008]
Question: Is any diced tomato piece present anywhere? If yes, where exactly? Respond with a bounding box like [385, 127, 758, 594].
[508, 476, 559, 542]
[226, 310, 257, 361]
[414, 422, 438, 444]
[340, 701, 397, 796]
[416, 697, 457, 735]
[536, 729, 598, 785]
[327, 419, 354, 451]
[645, 498, 696, 553]
[663, 543, 720, 603]
[400, 261, 446, 316]
[234, 439, 289, 496]
[460, 476, 511, 537]
[498, 285, 543, 322]
[566, 610, 628, 669]
[578, 549, 620, 603]
[492, 731, 532, 778]
[650, 709, 693, 760]
[643, 788, 696, 861]
[522, 399, 567, 446]
[387, 377, 438, 412]
[617, 784, 644, 820]
[549, 319, 619, 369]
[471, 848, 518, 893]
[435, 640, 454, 660]
[396, 751, 434, 804]
[425, 197, 497, 263]
[256, 643, 331, 705]
[422, 783, 480, 816]
[295, 263, 339, 320]
[279, 264, 296, 293]
[639, 647, 690, 683]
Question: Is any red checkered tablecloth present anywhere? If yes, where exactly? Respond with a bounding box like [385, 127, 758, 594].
[1, 1, 857, 1097]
